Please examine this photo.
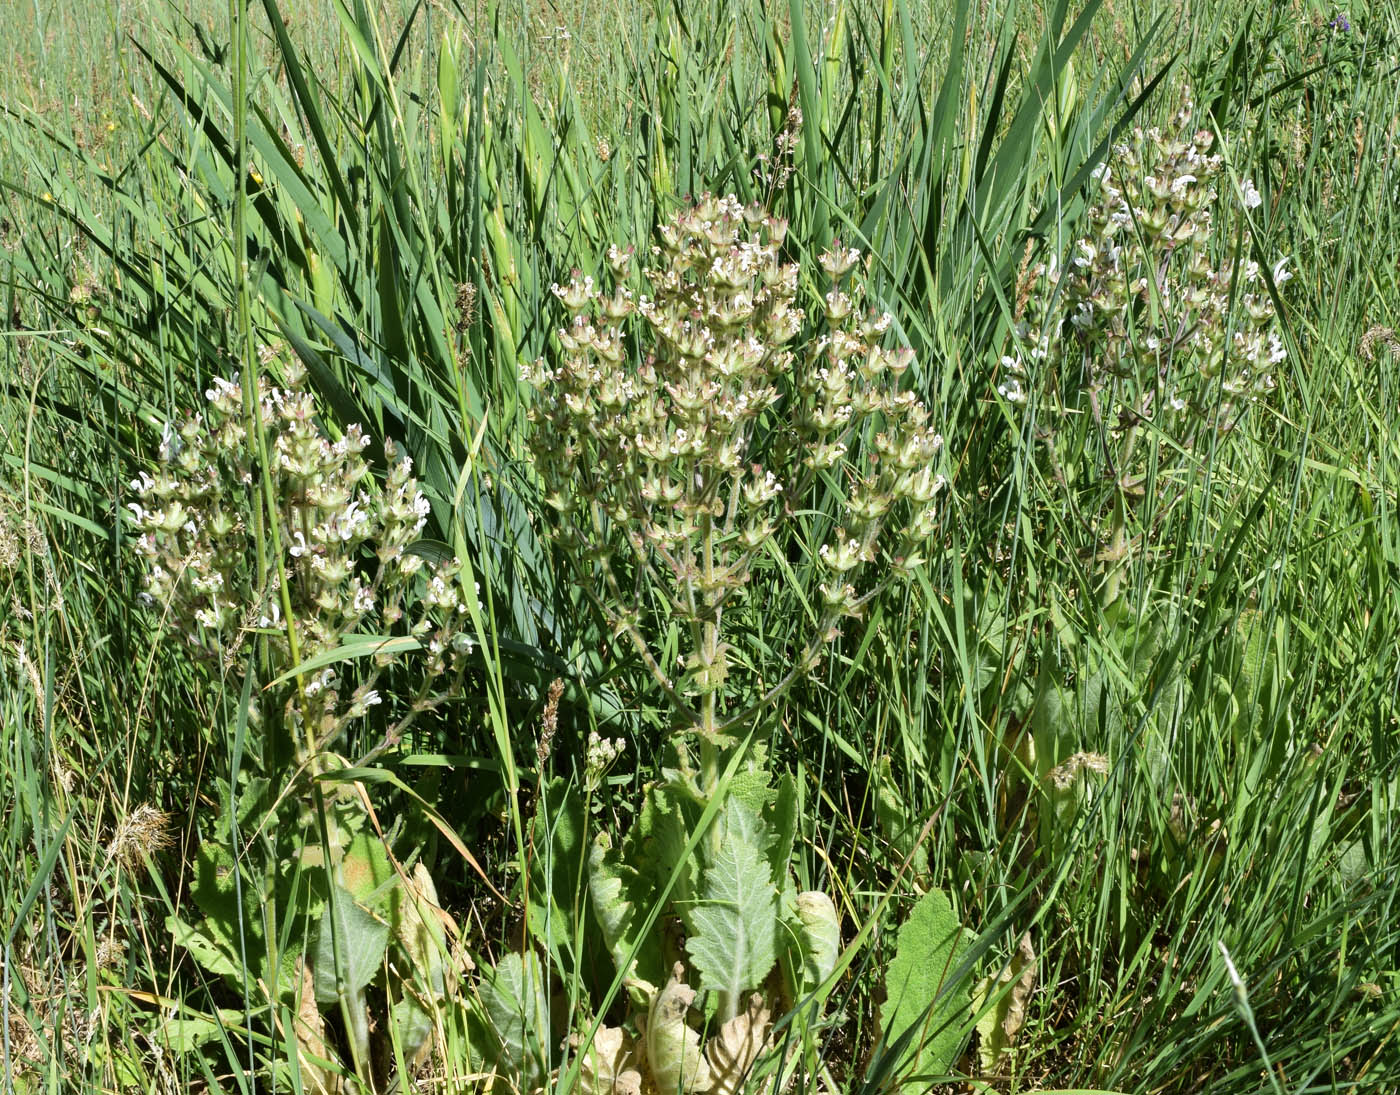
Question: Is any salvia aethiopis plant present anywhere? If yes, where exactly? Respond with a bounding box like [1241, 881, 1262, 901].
[514, 195, 943, 1092]
[129, 352, 476, 762]
[1007, 99, 1286, 430]
[1004, 98, 1288, 604]
[128, 353, 474, 1085]
[522, 194, 946, 776]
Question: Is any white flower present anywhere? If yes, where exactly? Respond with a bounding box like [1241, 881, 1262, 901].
[204, 376, 240, 403]
[1241, 178, 1263, 209]
[997, 377, 1027, 405]
[426, 573, 459, 611]
[303, 669, 336, 699]
[1271, 257, 1292, 285]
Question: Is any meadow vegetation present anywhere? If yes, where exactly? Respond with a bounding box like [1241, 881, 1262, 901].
[2, 0, 1398, 1092]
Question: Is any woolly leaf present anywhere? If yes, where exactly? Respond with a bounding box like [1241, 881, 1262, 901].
[390, 995, 435, 1070]
[312, 883, 389, 1004]
[482, 951, 551, 1086]
[395, 863, 450, 999]
[588, 832, 665, 998]
[338, 830, 395, 909]
[292, 958, 341, 1095]
[390, 863, 451, 1066]
[574, 1024, 643, 1095]
[877, 888, 972, 1090]
[637, 778, 703, 907]
[763, 774, 799, 883]
[645, 965, 712, 1094]
[714, 768, 797, 888]
[793, 891, 840, 994]
[168, 916, 241, 981]
[973, 931, 1036, 1072]
[157, 1009, 244, 1055]
[705, 993, 771, 1095]
[685, 822, 780, 1000]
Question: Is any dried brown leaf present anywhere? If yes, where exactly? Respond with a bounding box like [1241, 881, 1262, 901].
[973, 931, 1036, 1073]
[705, 993, 771, 1095]
[293, 958, 343, 1095]
[574, 1024, 643, 1095]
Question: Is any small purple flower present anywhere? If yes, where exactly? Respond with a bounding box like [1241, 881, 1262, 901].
[1331, 13, 1351, 31]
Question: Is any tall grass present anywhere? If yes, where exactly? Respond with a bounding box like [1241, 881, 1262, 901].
[2, 0, 1398, 1092]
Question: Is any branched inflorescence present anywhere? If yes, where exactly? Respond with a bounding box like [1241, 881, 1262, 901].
[1007, 100, 1288, 437]
[522, 195, 945, 740]
[129, 356, 474, 756]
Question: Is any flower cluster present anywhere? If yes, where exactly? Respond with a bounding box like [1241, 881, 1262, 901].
[129, 357, 475, 752]
[522, 195, 945, 720]
[1008, 100, 1288, 436]
[584, 730, 626, 793]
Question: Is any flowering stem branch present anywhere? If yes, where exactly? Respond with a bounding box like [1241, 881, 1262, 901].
[713, 623, 832, 739]
[581, 574, 701, 726]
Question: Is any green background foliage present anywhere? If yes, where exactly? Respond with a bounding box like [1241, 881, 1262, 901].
[2, 0, 1398, 1092]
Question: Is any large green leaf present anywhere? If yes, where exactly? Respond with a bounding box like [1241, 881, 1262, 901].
[167, 916, 241, 982]
[792, 891, 841, 997]
[312, 883, 390, 1005]
[587, 832, 665, 998]
[637, 778, 704, 908]
[482, 951, 551, 1086]
[156, 1009, 245, 1055]
[877, 888, 972, 1090]
[684, 810, 780, 1000]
